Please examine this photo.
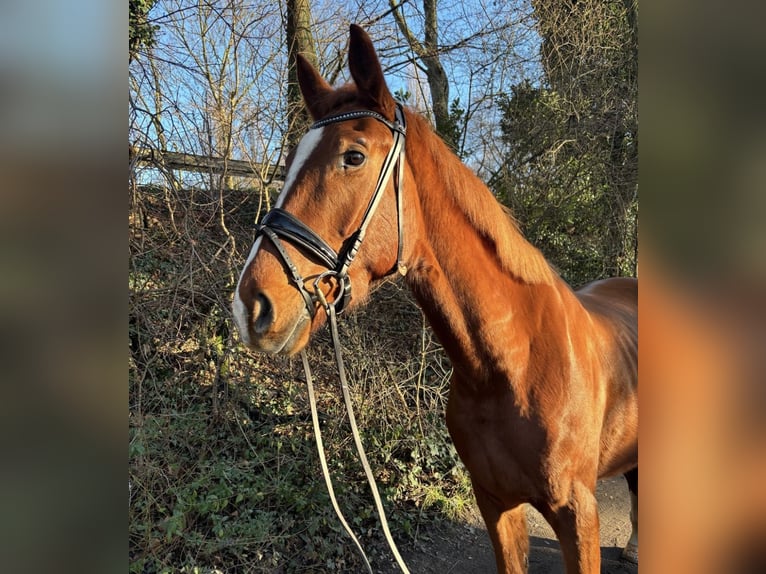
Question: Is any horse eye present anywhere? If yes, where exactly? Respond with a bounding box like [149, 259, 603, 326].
[343, 150, 366, 167]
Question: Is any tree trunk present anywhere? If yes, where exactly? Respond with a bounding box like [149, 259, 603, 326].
[285, 0, 317, 148]
[421, 0, 452, 147]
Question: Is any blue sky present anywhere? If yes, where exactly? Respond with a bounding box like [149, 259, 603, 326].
[130, 0, 544, 183]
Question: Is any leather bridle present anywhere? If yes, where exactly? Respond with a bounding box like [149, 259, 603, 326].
[256, 103, 407, 317]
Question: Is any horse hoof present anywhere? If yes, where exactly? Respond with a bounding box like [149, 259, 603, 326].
[621, 542, 638, 564]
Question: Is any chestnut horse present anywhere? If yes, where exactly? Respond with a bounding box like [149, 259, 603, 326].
[233, 25, 638, 574]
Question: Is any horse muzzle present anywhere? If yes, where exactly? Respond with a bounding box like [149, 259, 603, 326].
[233, 287, 312, 356]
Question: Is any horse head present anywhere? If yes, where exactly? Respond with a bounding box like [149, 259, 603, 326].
[233, 25, 413, 355]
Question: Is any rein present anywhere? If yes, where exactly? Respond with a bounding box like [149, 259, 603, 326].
[256, 104, 411, 573]
[301, 304, 409, 574]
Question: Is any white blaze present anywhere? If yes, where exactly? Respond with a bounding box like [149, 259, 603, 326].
[232, 127, 325, 343]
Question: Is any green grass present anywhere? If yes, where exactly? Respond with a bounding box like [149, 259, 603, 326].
[129, 333, 474, 572]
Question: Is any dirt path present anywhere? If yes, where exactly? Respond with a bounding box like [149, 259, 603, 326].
[381, 476, 637, 573]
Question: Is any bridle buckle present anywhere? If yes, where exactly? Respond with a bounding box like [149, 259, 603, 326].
[312, 271, 350, 314]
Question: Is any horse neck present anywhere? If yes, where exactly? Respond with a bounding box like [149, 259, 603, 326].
[403, 114, 575, 386]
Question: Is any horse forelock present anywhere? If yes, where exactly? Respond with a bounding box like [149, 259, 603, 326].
[306, 85, 360, 121]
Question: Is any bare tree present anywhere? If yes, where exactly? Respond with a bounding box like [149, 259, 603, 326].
[389, 0, 454, 148]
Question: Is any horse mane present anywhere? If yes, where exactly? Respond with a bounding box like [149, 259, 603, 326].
[310, 85, 555, 287]
[403, 109, 556, 286]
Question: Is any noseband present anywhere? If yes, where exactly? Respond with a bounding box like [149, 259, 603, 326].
[256, 103, 407, 317]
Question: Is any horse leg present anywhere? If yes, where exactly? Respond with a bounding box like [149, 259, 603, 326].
[540, 480, 601, 574]
[621, 467, 638, 563]
[474, 484, 529, 573]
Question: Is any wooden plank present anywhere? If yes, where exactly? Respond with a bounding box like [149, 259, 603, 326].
[130, 146, 285, 180]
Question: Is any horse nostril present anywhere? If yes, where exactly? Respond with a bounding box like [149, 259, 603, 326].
[252, 292, 274, 334]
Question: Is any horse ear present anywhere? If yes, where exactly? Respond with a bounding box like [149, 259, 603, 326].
[296, 53, 333, 119]
[348, 24, 396, 119]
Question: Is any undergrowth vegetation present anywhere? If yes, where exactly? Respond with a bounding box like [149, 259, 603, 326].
[129, 183, 473, 573]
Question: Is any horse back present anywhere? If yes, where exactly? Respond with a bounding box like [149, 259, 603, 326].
[576, 277, 637, 349]
[576, 277, 638, 477]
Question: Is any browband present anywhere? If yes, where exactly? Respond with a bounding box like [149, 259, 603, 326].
[311, 109, 406, 136]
